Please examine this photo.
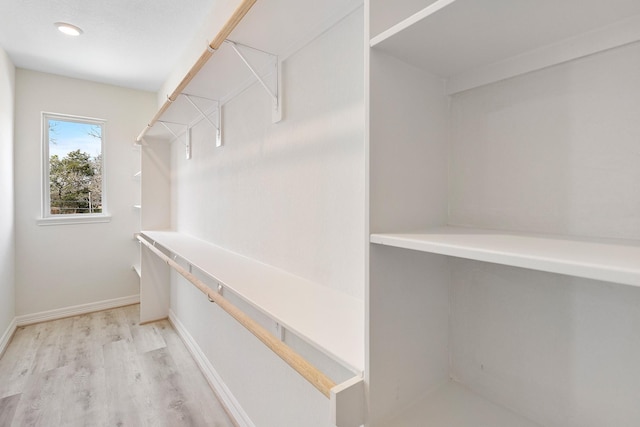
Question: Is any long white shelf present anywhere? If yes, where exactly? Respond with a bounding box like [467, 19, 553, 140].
[141, 230, 364, 374]
[370, 0, 640, 94]
[370, 226, 640, 287]
[382, 381, 542, 427]
[143, 0, 362, 141]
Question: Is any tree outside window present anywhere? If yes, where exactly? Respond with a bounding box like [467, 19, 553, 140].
[43, 113, 105, 217]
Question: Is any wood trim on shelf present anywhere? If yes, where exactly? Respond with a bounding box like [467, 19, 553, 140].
[136, 0, 257, 142]
[137, 233, 337, 398]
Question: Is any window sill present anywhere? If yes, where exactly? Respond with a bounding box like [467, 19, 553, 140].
[37, 214, 112, 226]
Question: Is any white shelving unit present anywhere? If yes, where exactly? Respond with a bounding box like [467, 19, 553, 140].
[136, 2, 366, 426]
[366, 1, 640, 426]
[141, 230, 364, 374]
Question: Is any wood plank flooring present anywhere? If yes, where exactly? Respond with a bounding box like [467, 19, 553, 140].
[0, 305, 236, 427]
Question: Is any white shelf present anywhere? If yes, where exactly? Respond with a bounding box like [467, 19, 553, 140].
[143, 0, 363, 141]
[141, 230, 364, 374]
[370, 0, 640, 93]
[132, 264, 141, 278]
[371, 226, 640, 287]
[382, 381, 541, 427]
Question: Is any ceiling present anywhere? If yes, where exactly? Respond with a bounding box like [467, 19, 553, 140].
[0, 0, 216, 92]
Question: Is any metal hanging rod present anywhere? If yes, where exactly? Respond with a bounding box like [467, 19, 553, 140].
[136, 234, 337, 398]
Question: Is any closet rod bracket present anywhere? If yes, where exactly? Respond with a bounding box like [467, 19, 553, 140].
[225, 40, 282, 123]
[158, 120, 192, 159]
[182, 94, 223, 148]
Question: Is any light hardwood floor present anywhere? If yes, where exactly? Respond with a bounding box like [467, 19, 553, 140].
[0, 305, 236, 427]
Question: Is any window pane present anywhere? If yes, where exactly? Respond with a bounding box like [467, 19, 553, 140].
[48, 118, 103, 215]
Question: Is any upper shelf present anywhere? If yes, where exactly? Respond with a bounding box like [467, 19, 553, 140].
[139, 0, 363, 142]
[141, 230, 365, 374]
[370, 0, 640, 94]
[371, 226, 640, 287]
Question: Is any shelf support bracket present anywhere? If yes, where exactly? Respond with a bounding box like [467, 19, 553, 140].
[182, 94, 223, 147]
[275, 322, 285, 341]
[158, 120, 192, 160]
[225, 40, 282, 123]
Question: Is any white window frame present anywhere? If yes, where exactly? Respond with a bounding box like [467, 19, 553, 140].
[38, 112, 111, 226]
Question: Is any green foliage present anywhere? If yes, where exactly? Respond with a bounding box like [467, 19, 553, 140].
[49, 150, 102, 214]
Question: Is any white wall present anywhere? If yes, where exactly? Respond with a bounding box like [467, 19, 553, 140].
[14, 70, 156, 316]
[0, 47, 16, 336]
[169, 9, 364, 427]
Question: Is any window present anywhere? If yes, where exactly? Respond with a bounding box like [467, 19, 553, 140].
[40, 113, 109, 225]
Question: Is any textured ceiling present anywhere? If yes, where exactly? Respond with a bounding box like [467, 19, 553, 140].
[0, 0, 216, 92]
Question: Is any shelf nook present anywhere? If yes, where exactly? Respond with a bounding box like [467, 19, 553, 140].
[367, 0, 640, 425]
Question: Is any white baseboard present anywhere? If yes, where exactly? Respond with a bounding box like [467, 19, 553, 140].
[168, 309, 255, 427]
[0, 317, 17, 358]
[15, 294, 140, 326]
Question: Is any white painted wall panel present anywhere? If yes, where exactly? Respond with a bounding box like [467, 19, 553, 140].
[449, 42, 640, 240]
[451, 259, 640, 427]
[14, 70, 155, 315]
[0, 47, 15, 334]
[369, 49, 449, 234]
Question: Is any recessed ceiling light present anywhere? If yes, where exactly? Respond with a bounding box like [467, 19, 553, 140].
[55, 22, 83, 36]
